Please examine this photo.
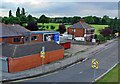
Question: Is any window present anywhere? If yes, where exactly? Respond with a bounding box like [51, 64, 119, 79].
[25, 37, 29, 41]
[14, 38, 21, 43]
[44, 34, 54, 41]
[31, 36, 37, 41]
[91, 30, 94, 33]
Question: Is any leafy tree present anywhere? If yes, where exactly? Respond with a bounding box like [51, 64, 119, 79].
[8, 16, 21, 24]
[99, 28, 112, 38]
[21, 8, 25, 15]
[93, 16, 101, 24]
[101, 15, 110, 25]
[2, 17, 9, 24]
[9, 10, 12, 17]
[27, 14, 34, 22]
[109, 17, 120, 34]
[16, 7, 21, 17]
[84, 16, 94, 24]
[38, 15, 49, 25]
[20, 15, 28, 25]
[67, 17, 72, 24]
[26, 21, 38, 31]
[72, 16, 81, 24]
[58, 25, 66, 34]
[62, 17, 67, 23]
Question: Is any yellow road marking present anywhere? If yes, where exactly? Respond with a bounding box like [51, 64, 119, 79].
[6, 71, 58, 83]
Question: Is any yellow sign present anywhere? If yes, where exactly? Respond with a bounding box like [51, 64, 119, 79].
[40, 51, 45, 58]
[92, 60, 98, 69]
[115, 32, 119, 37]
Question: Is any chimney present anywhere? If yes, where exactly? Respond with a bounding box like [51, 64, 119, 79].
[80, 19, 84, 22]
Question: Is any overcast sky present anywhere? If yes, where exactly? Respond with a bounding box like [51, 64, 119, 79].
[0, 0, 119, 18]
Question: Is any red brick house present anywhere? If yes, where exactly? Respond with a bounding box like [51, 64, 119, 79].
[0, 23, 60, 44]
[1, 41, 64, 73]
[68, 19, 95, 42]
[0, 23, 23, 44]
[0, 23, 64, 73]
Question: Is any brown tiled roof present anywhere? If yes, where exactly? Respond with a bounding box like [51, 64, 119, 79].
[68, 21, 94, 29]
[0, 23, 22, 38]
[1, 41, 64, 58]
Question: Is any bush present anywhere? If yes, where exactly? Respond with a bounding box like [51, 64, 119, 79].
[106, 36, 111, 40]
[38, 25, 42, 27]
[58, 24, 66, 34]
[46, 26, 49, 29]
[97, 35, 105, 42]
[51, 25, 55, 30]
[43, 26, 45, 28]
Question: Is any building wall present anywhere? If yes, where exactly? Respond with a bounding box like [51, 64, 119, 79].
[2, 34, 43, 44]
[8, 49, 64, 73]
[68, 28, 84, 37]
[0, 38, 3, 43]
[5, 37, 24, 44]
[31, 34, 43, 43]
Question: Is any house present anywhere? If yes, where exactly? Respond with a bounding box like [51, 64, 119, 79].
[0, 23, 60, 44]
[0, 23, 65, 73]
[0, 23, 23, 44]
[68, 19, 95, 42]
[1, 41, 64, 73]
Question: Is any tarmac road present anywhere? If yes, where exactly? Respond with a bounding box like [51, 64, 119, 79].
[10, 41, 118, 83]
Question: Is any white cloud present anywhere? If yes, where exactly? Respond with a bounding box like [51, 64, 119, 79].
[0, 1, 118, 18]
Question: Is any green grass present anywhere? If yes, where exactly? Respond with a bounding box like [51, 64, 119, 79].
[91, 25, 108, 35]
[24, 23, 108, 35]
[39, 23, 108, 35]
[96, 63, 120, 83]
[37, 23, 62, 31]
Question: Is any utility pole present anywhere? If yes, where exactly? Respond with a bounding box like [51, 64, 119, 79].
[40, 46, 45, 72]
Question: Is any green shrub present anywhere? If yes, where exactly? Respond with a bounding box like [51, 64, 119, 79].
[105, 36, 111, 40]
[51, 25, 55, 30]
[46, 26, 49, 29]
[97, 35, 105, 42]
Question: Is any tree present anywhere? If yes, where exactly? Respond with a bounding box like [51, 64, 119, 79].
[27, 14, 34, 22]
[101, 15, 110, 25]
[2, 17, 10, 24]
[99, 28, 112, 38]
[16, 7, 21, 17]
[8, 16, 21, 24]
[21, 8, 25, 15]
[93, 16, 101, 24]
[62, 17, 67, 23]
[20, 15, 28, 25]
[72, 16, 81, 24]
[9, 10, 12, 17]
[38, 15, 49, 25]
[26, 21, 38, 31]
[84, 16, 94, 24]
[58, 25, 66, 34]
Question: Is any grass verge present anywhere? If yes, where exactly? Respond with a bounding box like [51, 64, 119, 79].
[96, 63, 120, 83]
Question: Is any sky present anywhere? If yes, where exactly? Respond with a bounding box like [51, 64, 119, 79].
[0, 0, 119, 18]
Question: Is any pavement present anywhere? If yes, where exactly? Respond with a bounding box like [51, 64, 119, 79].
[64, 44, 96, 57]
[1, 38, 118, 82]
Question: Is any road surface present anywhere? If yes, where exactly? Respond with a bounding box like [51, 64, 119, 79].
[10, 41, 118, 83]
